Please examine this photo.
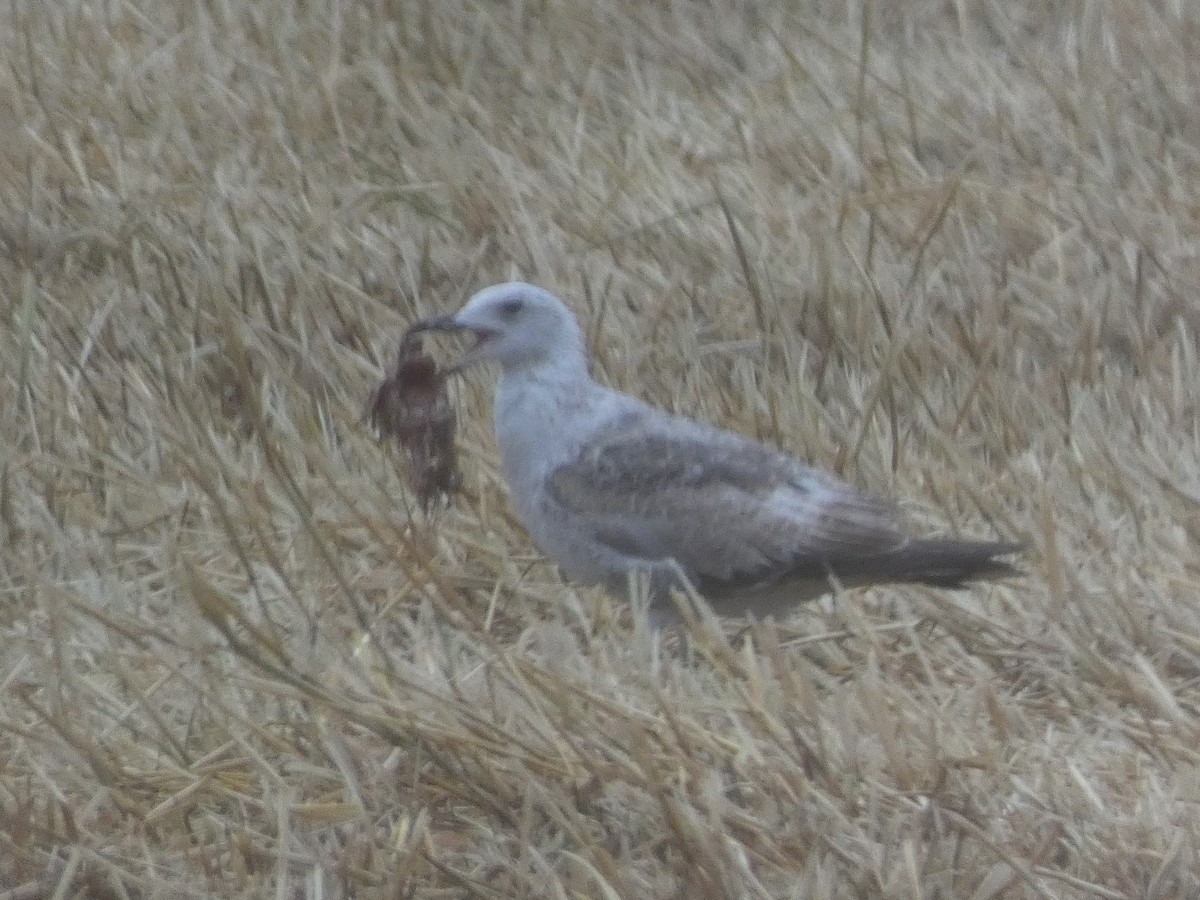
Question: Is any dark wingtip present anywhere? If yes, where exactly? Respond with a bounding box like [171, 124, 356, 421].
[907, 538, 1027, 588]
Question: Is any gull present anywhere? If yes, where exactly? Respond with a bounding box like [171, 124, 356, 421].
[409, 282, 1022, 623]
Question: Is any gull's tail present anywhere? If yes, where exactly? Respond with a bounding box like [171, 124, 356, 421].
[844, 538, 1025, 589]
[694, 539, 1026, 619]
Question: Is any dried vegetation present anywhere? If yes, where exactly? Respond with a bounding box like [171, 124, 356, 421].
[1, 0, 1199, 896]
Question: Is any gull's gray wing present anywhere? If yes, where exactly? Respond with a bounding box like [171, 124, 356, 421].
[545, 415, 908, 594]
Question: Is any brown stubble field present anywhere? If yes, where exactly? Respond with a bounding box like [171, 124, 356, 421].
[2, 0, 1198, 896]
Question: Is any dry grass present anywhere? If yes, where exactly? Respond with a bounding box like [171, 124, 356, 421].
[2, 0, 1199, 896]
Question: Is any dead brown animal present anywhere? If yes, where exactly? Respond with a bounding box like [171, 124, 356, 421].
[366, 332, 461, 510]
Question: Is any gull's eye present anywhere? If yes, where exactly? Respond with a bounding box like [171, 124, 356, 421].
[498, 298, 524, 318]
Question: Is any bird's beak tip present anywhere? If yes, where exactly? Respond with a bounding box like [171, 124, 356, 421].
[404, 314, 492, 375]
[405, 313, 465, 336]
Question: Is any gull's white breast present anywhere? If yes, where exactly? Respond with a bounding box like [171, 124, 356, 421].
[493, 371, 643, 586]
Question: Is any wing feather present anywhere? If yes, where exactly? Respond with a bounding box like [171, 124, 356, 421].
[545, 416, 907, 588]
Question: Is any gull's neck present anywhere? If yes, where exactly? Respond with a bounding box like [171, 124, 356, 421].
[494, 348, 604, 427]
[499, 341, 591, 389]
[492, 346, 616, 490]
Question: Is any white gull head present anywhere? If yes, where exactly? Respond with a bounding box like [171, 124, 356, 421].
[412, 282, 587, 376]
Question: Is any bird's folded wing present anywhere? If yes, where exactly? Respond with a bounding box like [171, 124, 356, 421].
[545, 421, 907, 588]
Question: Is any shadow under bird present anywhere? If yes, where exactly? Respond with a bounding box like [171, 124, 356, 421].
[408, 282, 1022, 623]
